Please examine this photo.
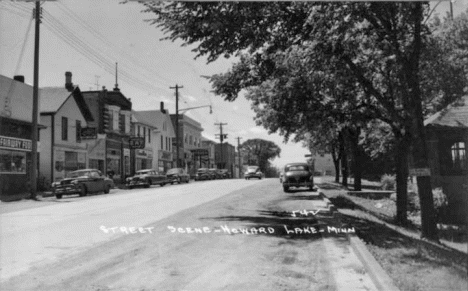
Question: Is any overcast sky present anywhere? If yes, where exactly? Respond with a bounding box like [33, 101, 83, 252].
[0, 0, 465, 169]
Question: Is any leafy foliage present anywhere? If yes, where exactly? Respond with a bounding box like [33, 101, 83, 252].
[240, 138, 281, 172]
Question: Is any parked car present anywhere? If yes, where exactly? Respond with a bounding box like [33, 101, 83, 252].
[208, 168, 223, 179]
[126, 169, 169, 189]
[166, 168, 190, 184]
[194, 168, 211, 181]
[51, 169, 114, 199]
[217, 169, 231, 179]
[245, 166, 263, 180]
[282, 162, 314, 192]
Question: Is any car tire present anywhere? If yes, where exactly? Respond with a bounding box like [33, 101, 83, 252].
[283, 185, 290, 193]
[128, 185, 134, 190]
[79, 185, 87, 197]
[160, 183, 165, 187]
[55, 194, 63, 199]
[104, 185, 111, 194]
[186, 179, 189, 183]
[177, 178, 181, 184]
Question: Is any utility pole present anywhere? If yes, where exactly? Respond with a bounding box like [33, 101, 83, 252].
[170, 84, 183, 167]
[215, 122, 227, 168]
[94, 75, 100, 90]
[30, 1, 42, 200]
[236, 137, 242, 178]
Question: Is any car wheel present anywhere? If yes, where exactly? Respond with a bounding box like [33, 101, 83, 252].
[104, 185, 111, 194]
[128, 185, 134, 190]
[79, 185, 87, 197]
[177, 178, 181, 184]
[160, 183, 165, 187]
[55, 194, 62, 199]
[283, 185, 290, 193]
[186, 179, 189, 183]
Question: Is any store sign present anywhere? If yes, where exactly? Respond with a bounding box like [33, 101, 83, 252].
[129, 137, 145, 149]
[191, 148, 209, 156]
[0, 136, 32, 151]
[80, 127, 97, 139]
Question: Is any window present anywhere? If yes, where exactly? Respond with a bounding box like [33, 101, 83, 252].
[166, 137, 169, 150]
[148, 128, 151, 143]
[0, 149, 26, 173]
[138, 125, 141, 137]
[76, 120, 81, 143]
[451, 142, 466, 170]
[119, 114, 125, 133]
[189, 135, 193, 145]
[62, 117, 68, 141]
[143, 126, 146, 144]
[161, 135, 163, 149]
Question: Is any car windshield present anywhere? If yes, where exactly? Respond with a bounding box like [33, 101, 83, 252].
[247, 166, 258, 172]
[167, 169, 180, 174]
[136, 170, 151, 175]
[66, 171, 90, 178]
[197, 168, 208, 172]
[286, 165, 309, 171]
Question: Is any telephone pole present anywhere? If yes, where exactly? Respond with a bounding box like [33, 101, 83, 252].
[236, 137, 242, 178]
[215, 122, 227, 168]
[30, 1, 42, 200]
[170, 84, 183, 167]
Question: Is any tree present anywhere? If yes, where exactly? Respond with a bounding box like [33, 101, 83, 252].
[139, 1, 449, 241]
[240, 139, 281, 173]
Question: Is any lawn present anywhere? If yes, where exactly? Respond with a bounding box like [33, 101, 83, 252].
[319, 181, 467, 291]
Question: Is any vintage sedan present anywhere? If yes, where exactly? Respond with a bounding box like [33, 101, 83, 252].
[166, 168, 190, 184]
[282, 163, 314, 192]
[245, 166, 263, 180]
[194, 168, 211, 181]
[126, 169, 169, 189]
[51, 169, 114, 199]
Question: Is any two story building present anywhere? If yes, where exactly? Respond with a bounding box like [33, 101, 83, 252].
[39, 74, 94, 183]
[132, 111, 158, 172]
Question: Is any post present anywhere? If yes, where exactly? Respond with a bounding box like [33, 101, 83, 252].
[215, 122, 227, 168]
[30, 1, 41, 199]
[170, 84, 183, 167]
[237, 137, 242, 178]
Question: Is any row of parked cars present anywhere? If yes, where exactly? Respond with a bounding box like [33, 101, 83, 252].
[51, 167, 232, 199]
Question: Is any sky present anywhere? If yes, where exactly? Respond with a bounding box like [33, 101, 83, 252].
[0, 0, 466, 169]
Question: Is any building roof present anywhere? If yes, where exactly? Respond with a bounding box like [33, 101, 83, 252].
[425, 95, 468, 128]
[135, 110, 175, 137]
[40, 86, 94, 121]
[132, 111, 158, 129]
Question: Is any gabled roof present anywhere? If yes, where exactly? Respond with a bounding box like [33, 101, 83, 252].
[136, 110, 175, 137]
[425, 95, 468, 128]
[40, 86, 94, 121]
[132, 110, 158, 129]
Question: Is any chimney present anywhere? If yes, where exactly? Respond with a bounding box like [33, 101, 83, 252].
[13, 75, 25, 83]
[65, 71, 74, 92]
[160, 101, 166, 114]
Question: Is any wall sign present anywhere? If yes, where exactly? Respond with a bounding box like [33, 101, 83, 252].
[80, 127, 97, 139]
[129, 137, 145, 149]
[0, 135, 32, 151]
[409, 168, 431, 176]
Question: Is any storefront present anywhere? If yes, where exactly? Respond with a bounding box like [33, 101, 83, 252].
[158, 150, 173, 173]
[53, 148, 87, 181]
[87, 136, 106, 173]
[0, 135, 32, 196]
[106, 140, 121, 179]
[136, 149, 153, 171]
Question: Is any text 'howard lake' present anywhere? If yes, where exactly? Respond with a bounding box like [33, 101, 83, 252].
[167, 225, 355, 235]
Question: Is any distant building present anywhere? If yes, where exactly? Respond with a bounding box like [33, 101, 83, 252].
[0, 75, 39, 198]
[215, 142, 236, 175]
[200, 137, 216, 169]
[424, 95, 468, 224]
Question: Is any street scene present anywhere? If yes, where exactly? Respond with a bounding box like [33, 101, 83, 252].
[1, 1, 468, 291]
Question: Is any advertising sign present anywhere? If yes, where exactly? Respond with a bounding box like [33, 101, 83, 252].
[129, 137, 145, 149]
[80, 127, 97, 139]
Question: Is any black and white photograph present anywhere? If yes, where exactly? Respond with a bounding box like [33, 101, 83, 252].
[0, 0, 467, 290]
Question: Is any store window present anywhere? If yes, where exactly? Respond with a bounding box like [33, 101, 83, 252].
[62, 117, 68, 141]
[0, 149, 26, 173]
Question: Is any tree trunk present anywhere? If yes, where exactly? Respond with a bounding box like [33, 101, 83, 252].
[331, 143, 341, 183]
[339, 131, 348, 187]
[406, 3, 439, 242]
[348, 127, 362, 191]
[394, 134, 410, 226]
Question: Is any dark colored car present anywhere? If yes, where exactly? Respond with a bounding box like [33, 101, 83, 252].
[282, 163, 314, 192]
[126, 169, 169, 189]
[208, 168, 223, 179]
[245, 166, 263, 180]
[217, 169, 231, 179]
[194, 168, 211, 181]
[51, 169, 114, 199]
[166, 168, 190, 184]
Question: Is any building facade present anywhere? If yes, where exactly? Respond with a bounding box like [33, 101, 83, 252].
[132, 111, 158, 172]
[424, 95, 468, 224]
[81, 83, 132, 182]
[0, 75, 36, 198]
[39, 79, 94, 183]
[200, 137, 216, 168]
[215, 142, 236, 174]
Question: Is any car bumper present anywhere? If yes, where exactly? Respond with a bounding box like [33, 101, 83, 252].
[126, 180, 149, 187]
[52, 186, 80, 195]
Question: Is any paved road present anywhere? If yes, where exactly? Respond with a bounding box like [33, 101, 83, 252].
[1, 178, 378, 290]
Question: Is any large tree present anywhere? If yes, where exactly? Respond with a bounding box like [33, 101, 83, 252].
[240, 139, 281, 173]
[138, 1, 464, 241]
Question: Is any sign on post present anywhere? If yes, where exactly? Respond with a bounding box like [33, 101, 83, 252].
[409, 168, 431, 177]
[129, 137, 145, 149]
[80, 127, 97, 139]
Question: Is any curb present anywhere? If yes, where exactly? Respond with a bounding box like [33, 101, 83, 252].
[348, 234, 400, 291]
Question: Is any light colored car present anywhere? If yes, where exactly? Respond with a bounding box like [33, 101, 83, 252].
[282, 163, 314, 192]
[245, 166, 263, 180]
[166, 168, 190, 184]
[126, 169, 169, 189]
[51, 169, 114, 199]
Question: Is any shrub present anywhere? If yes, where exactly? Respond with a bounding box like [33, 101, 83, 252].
[408, 187, 448, 222]
[380, 174, 396, 191]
